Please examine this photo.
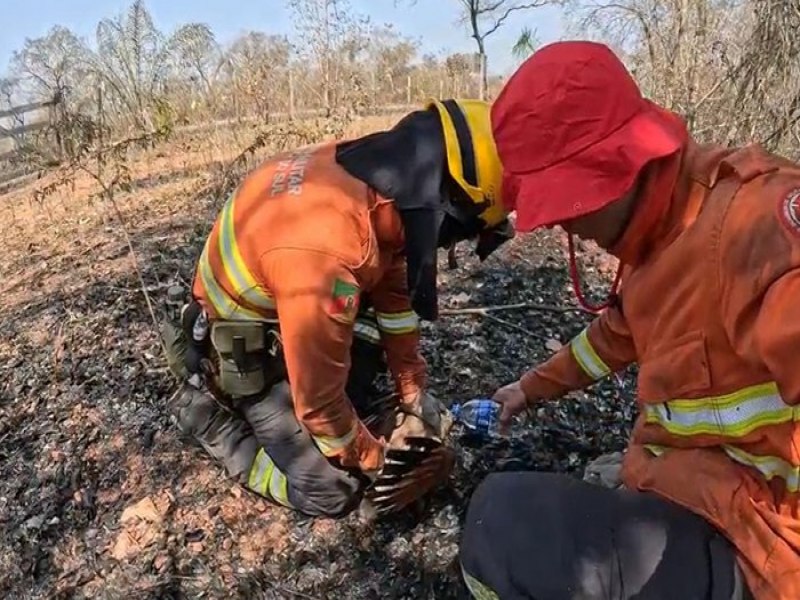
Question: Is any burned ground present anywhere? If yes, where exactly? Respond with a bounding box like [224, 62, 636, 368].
[0, 121, 637, 599]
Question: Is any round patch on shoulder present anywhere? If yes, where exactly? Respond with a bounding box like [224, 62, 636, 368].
[779, 188, 800, 236]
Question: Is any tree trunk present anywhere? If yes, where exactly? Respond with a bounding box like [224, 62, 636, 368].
[289, 69, 296, 120]
[479, 52, 488, 100]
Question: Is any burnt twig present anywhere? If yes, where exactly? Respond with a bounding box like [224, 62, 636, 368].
[438, 302, 588, 315]
[482, 313, 549, 341]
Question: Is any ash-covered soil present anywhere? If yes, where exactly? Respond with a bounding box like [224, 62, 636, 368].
[0, 192, 637, 599]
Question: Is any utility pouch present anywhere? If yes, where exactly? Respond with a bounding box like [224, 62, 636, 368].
[160, 320, 188, 380]
[210, 321, 283, 398]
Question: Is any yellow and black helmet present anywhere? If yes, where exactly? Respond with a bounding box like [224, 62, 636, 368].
[333, 98, 513, 320]
[425, 98, 508, 231]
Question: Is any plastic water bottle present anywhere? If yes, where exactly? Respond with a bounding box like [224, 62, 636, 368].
[450, 398, 506, 437]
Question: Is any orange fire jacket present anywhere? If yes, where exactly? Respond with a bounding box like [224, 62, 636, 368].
[521, 141, 800, 599]
[191, 142, 427, 472]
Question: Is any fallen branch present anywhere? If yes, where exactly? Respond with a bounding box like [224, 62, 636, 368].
[104, 282, 176, 295]
[482, 313, 549, 341]
[438, 302, 588, 316]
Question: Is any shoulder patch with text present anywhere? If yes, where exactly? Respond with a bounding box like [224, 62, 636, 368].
[778, 188, 800, 237]
[328, 278, 360, 324]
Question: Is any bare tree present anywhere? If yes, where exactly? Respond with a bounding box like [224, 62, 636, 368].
[91, 0, 175, 131]
[287, 0, 370, 113]
[90, 0, 217, 132]
[171, 24, 221, 104]
[222, 32, 292, 119]
[10, 26, 89, 109]
[726, 0, 800, 153]
[455, 0, 552, 99]
[445, 53, 476, 97]
[1, 0, 568, 148]
[566, 0, 800, 157]
[0, 77, 24, 156]
[364, 26, 417, 106]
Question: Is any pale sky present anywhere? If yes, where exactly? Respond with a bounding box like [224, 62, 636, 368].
[0, 0, 566, 77]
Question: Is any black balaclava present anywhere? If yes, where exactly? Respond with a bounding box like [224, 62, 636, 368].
[335, 108, 496, 321]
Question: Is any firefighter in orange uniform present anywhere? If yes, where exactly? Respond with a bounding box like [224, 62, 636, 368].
[459, 41, 800, 599]
[164, 99, 513, 518]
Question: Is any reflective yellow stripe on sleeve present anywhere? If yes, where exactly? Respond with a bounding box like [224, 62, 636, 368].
[311, 423, 358, 457]
[570, 327, 611, 380]
[247, 448, 293, 507]
[643, 382, 797, 438]
[376, 310, 419, 335]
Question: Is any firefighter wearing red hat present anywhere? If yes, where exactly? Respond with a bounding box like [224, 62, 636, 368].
[459, 41, 800, 599]
[163, 99, 513, 518]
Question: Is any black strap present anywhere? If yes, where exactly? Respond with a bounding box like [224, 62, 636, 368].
[334, 109, 446, 320]
[441, 100, 478, 188]
[232, 336, 247, 375]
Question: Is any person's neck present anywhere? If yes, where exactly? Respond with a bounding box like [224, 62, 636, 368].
[603, 180, 645, 251]
[608, 150, 685, 265]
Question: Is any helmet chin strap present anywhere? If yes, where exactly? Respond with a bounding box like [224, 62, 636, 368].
[567, 234, 622, 314]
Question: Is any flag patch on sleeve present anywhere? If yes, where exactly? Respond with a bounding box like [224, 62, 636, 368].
[328, 278, 360, 324]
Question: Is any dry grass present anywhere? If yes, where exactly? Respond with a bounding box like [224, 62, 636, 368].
[0, 113, 400, 314]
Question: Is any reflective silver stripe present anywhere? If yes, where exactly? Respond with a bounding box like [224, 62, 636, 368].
[247, 448, 293, 507]
[198, 238, 262, 320]
[353, 320, 381, 344]
[723, 445, 800, 492]
[643, 382, 796, 438]
[570, 327, 611, 380]
[312, 423, 358, 457]
[218, 193, 276, 311]
[376, 310, 419, 335]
